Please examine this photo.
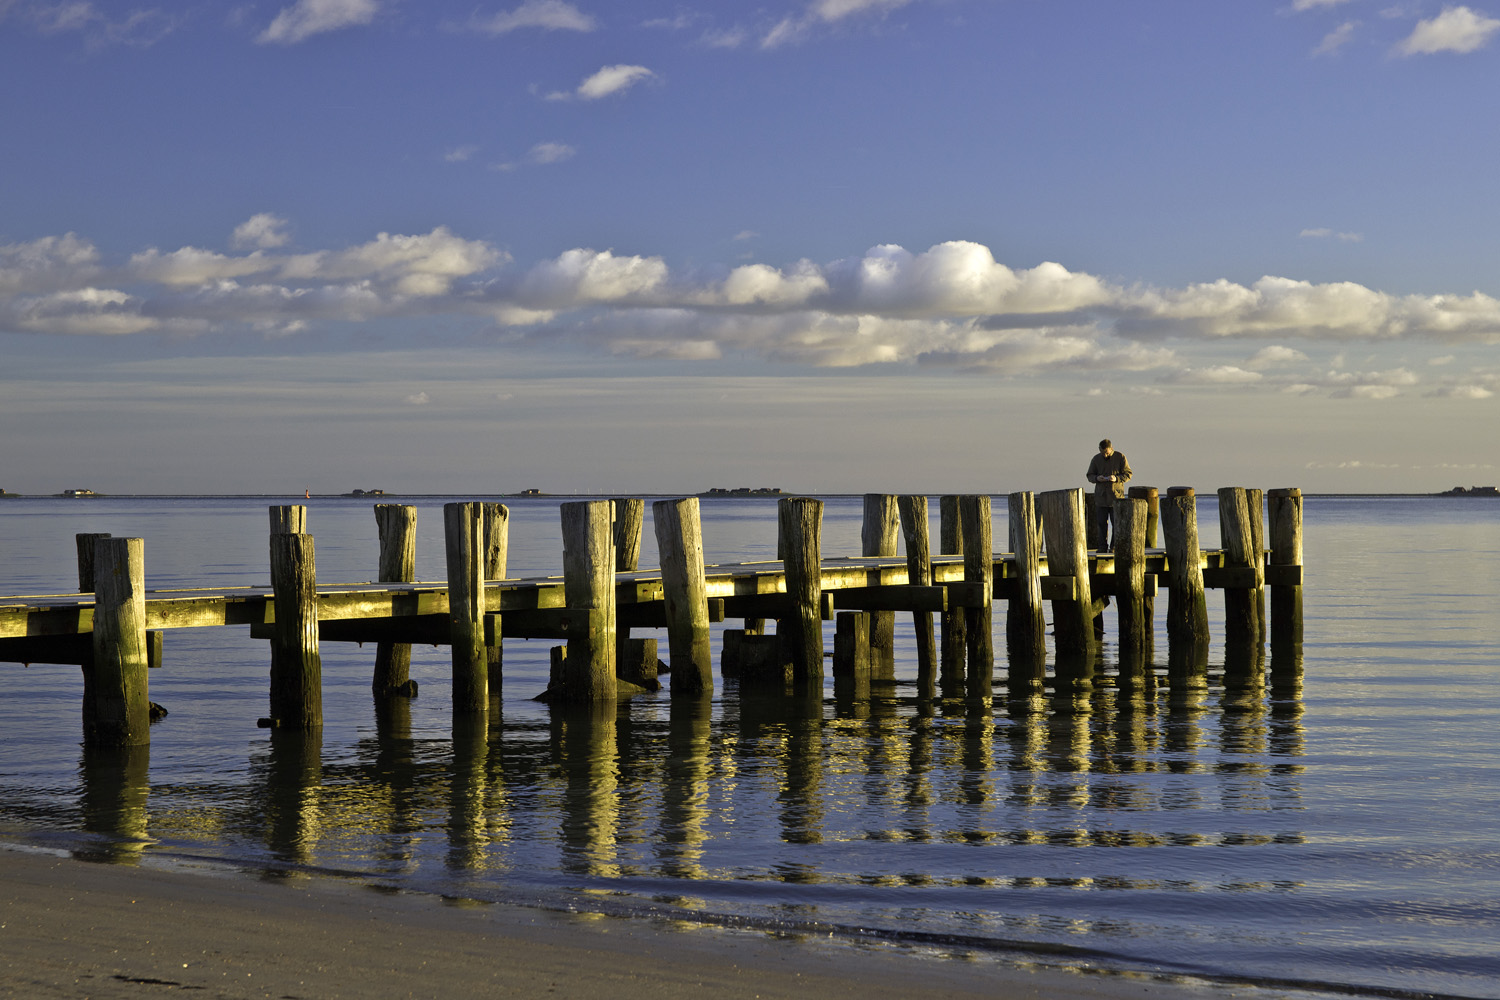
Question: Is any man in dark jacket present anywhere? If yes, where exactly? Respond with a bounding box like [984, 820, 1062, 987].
[1085, 439, 1132, 551]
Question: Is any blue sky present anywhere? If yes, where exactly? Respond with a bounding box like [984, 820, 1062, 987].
[2, 0, 1498, 495]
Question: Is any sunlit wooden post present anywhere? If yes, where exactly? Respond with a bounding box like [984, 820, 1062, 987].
[778, 497, 824, 688]
[654, 497, 713, 696]
[482, 502, 509, 693]
[444, 502, 487, 712]
[1039, 488, 1095, 700]
[85, 537, 150, 747]
[268, 531, 322, 730]
[558, 500, 618, 703]
[959, 494, 993, 699]
[1163, 487, 1210, 692]
[897, 494, 936, 698]
[373, 504, 417, 697]
[1006, 491, 1046, 700]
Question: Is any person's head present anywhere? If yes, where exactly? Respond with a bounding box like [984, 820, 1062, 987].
[1098, 439, 1113, 457]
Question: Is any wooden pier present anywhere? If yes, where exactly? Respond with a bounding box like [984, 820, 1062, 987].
[0, 488, 1304, 747]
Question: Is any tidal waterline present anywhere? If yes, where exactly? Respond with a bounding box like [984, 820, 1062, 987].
[1, 495, 1497, 998]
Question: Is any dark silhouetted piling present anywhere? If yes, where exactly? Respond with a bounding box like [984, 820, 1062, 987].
[75, 533, 111, 592]
[938, 494, 966, 694]
[1269, 487, 1304, 658]
[833, 610, 871, 703]
[1163, 487, 1210, 691]
[1114, 497, 1150, 681]
[1217, 487, 1261, 647]
[85, 537, 150, 747]
[861, 494, 900, 681]
[1006, 491, 1046, 702]
[654, 497, 713, 696]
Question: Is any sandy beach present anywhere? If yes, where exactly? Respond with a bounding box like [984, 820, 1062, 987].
[0, 845, 1276, 1000]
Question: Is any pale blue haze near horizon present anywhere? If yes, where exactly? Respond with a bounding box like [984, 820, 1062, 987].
[3, 0, 1499, 495]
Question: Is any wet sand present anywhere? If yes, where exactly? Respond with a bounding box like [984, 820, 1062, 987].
[1, 846, 1271, 1000]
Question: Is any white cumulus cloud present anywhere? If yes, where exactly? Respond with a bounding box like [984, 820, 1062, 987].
[574, 64, 655, 100]
[232, 213, 291, 250]
[1396, 4, 1500, 54]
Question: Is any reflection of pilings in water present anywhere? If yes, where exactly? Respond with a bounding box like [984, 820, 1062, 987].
[958, 701, 994, 808]
[78, 744, 151, 863]
[780, 696, 825, 845]
[263, 729, 323, 866]
[658, 695, 712, 879]
[553, 702, 619, 877]
[367, 693, 420, 869]
[1162, 689, 1209, 785]
[447, 711, 491, 873]
[1167, 636, 1210, 698]
[902, 712, 935, 832]
[1270, 637, 1304, 702]
[1221, 638, 1267, 712]
[1267, 698, 1308, 813]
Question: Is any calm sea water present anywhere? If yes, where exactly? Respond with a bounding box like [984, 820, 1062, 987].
[2, 495, 1497, 998]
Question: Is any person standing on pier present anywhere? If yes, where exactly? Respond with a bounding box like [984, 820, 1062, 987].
[1086, 439, 1132, 551]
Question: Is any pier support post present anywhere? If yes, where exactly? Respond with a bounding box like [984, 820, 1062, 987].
[1217, 487, 1262, 648]
[559, 500, 617, 703]
[1247, 487, 1267, 642]
[1006, 491, 1046, 704]
[1114, 498, 1150, 682]
[861, 494, 900, 681]
[444, 502, 487, 712]
[483, 502, 510, 694]
[778, 497, 824, 689]
[1039, 488, 1095, 701]
[613, 498, 645, 572]
[76, 532, 111, 592]
[654, 497, 713, 696]
[1127, 486, 1159, 663]
[268, 531, 322, 730]
[833, 610, 871, 703]
[959, 494, 993, 700]
[1163, 487, 1210, 691]
[270, 505, 307, 534]
[85, 537, 150, 747]
[897, 495, 937, 699]
[373, 504, 417, 697]
[938, 495, 966, 695]
[1268, 488, 1304, 655]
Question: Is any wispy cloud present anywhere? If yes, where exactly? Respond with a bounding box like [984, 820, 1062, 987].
[259, 0, 377, 44]
[1292, 0, 1355, 11]
[763, 0, 914, 48]
[444, 145, 479, 163]
[1313, 20, 1359, 54]
[1301, 227, 1364, 242]
[528, 141, 576, 164]
[467, 0, 595, 35]
[6, 230, 1500, 399]
[20, 1, 176, 47]
[547, 65, 656, 101]
[1395, 4, 1500, 54]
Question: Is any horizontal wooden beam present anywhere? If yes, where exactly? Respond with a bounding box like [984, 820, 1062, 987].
[0, 630, 163, 668]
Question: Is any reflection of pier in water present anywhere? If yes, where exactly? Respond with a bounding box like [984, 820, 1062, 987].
[74, 654, 1307, 901]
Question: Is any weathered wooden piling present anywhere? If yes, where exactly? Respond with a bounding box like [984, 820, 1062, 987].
[833, 610, 871, 702]
[558, 500, 617, 702]
[938, 495, 966, 691]
[483, 502, 510, 693]
[270, 504, 307, 534]
[1162, 487, 1210, 690]
[1217, 487, 1261, 647]
[778, 497, 824, 688]
[268, 531, 322, 730]
[1006, 491, 1046, 700]
[654, 498, 713, 696]
[1114, 498, 1150, 677]
[75, 532, 111, 592]
[612, 498, 644, 572]
[444, 502, 488, 712]
[1268, 488, 1304, 653]
[1247, 487, 1267, 642]
[1039, 489, 1096, 678]
[372, 504, 417, 697]
[896, 494, 936, 698]
[85, 537, 150, 747]
[1126, 485, 1159, 660]
[861, 494, 900, 681]
[958, 494, 994, 698]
